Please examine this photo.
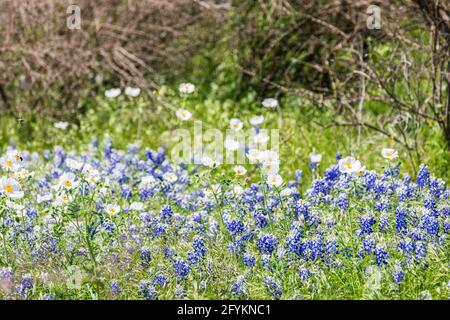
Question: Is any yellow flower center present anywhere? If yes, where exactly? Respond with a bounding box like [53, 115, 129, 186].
[5, 160, 13, 167]
[345, 162, 352, 169]
[64, 181, 72, 187]
[62, 195, 69, 201]
[4, 185, 13, 193]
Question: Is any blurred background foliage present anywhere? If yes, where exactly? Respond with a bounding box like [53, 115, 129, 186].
[0, 0, 449, 180]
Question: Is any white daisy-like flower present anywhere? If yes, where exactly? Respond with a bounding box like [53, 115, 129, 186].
[124, 86, 141, 97]
[247, 149, 261, 163]
[267, 174, 283, 187]
[141, 175, 156, 185]
[105, 203, 121, 216]
[105, 88, 121, 98]
[176, 109, 192, 121]
[230, 118, 243, 131]
[262, 98, 279, 108]
[178, 83, 195, 94]
[232, 185, 244, 196]
[309, 152, 322, 164]
[253, 132, 269, 145]
[233, 165, 247, 176]
[129, 202, 145, 211]
[1, 155, 20, 171]
[163, 172, 178, 183]
[260, 150, 279, 164]
[224, 138, 240, 151]
[14, 169, 32, 180]
[54, 121, 69, 130]
[201, 156, 220, 168]
[261, 161, 280, 175]
[0, 177, 24, 199]
[37, 193, 53, 204]
[338, 156, 362, 174]
[53, 193, 73, 207]
[6, 199, 25, 211]
[280, 187, 296, 197]
[381, 148, 398, 160]
[66, 159, 83, 171]
[57, 172, 78, 190]
[250, 115, 264, 126]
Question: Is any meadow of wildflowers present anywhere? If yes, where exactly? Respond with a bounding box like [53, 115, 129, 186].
[0, 85, 449, 300]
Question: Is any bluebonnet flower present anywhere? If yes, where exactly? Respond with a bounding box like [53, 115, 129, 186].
[42, 293, 55, 300]
[263, 277, 282, 299]
[110, 279, 121, 295]
[152, 273, 168, 288]
[17, 274, 33, 298]
[359, 214, 376, 236]
[140, 247, 152, 267]
[298, 266, 312, 282]
[416, 164, 430, 188]
[375, 245, 390, 266]
[294, 170, 303, 185]
[160, 205, 174, 221]
[173, 259, 190, 277]
[225, 219, 245, 236]
[120, 184, 132, 199]
[138, 280, 157, 300]
[395, 208, 407, 234]
[242, 253, 256, 267]
[257, 234, 278, 255]
[392, 264, 405, 284]
[335, 192, 349, 210]
[231, 276, 247, 298]
[414, 241, 427, 262]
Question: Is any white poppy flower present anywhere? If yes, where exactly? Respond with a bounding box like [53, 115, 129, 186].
[260, 150, 279, 164]
[176, 109, 192, 121]
[37, 194, 53, 204]
[53, 193, 73, 206]
[130, 202, 145, 211]
[262, 98, 279, 108]
[6, 199, 25, 211]
[66, 159, 83, 171]
[105, 204, 121, 215]
[261, 161, 280, 175]
[338, 156, 362, 174]
[0, 177, 24, 199]
[253, 132, 269, 144]
[124, 86, 141, 97]
[230, 118, 243, 131]
[201, 156, 219, 168]
[267, 174, 283, 187]
[381, 148, 398, 160]
[309, 152, 322, 164]
[163, 172, 178, 183]
[178, 83, 195, 94]
[233, 165, 247, 176]
[247, 149, 261, 163]
[141, 175, 156, 185]
[250, 115, 264, 126]
[280, 187, 296, 197]
[1, 155, 20, 171]
[224, 138, 240, 151]
[233, 185, 244, 196]
[105, 88, 121, 98]
[54, 121, 69, 130]
[57, 172, 78, 190]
